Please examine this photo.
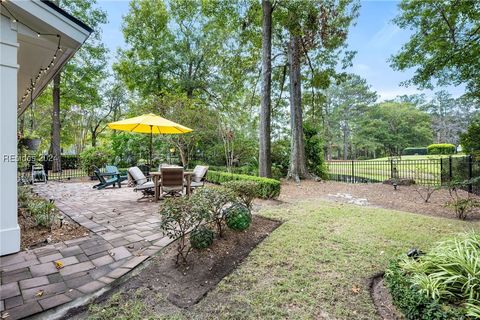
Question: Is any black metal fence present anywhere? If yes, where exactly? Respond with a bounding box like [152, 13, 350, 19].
[327, 156, 480, 195]
[441, 156, 480, 195]
[19, 155, 88, 183]
[18, 155, 147, 183]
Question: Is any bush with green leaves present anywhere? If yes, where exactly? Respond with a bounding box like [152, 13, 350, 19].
[304, 122, 328, 178]
[159, 196, 209, 265]
[445, 179, 480, 220]
[191, 186, 236, 237]
[80, 146, 113, 176]
[18, 186, 33, 207]
[26, 199, 57, 228]
[427, 143, 456, 155]
[206, 171, 280, 199]
[385, 232, 480, 319]
[460, 116, 480, 155]
[222, 180, 259, 209]
[190, 226, 214, 249]
[224, 203, 252, 231]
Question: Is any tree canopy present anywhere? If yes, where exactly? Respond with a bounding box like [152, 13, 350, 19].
[391, 0, 480, 98]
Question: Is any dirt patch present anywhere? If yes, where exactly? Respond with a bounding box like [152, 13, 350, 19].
[130, 215, 279, 308]
[67, 215, 280, 318]
[18, 208, 89, 250]
[279, 180, 480, 220]
[370, 273, 404, 320]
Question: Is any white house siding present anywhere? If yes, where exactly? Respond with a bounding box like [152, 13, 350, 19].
[0, 14, 20, 255]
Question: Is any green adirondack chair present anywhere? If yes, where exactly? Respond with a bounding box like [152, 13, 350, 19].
[93, 168, 121, 190]
[106, 165, 128, 184]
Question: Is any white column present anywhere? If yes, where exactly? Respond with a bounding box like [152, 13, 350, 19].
[0, 15, 20, 256]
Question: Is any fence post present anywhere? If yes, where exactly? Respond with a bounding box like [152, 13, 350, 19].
[468, 155, 473, 193]
[351, 160, 354, 182]
[390, 159, 393, 179]
[449, 156, 452, 182]
[440, 158, 443, 184]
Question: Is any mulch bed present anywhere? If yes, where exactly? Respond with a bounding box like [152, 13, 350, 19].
[67, 215, 280, 318]
[18, 208, 89, 250]
[278, 180, 480, 220]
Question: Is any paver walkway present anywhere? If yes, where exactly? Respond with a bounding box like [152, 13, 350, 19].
[0, 182, 172, 320]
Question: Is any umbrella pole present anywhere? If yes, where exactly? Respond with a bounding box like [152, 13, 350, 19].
[149, 125, 153, 168]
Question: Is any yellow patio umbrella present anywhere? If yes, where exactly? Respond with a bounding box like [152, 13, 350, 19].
[107, 113, 193, 166]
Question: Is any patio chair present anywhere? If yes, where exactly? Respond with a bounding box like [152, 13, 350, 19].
[158, 163, 183, 171]
[106, 165, 128, 184]
[189, 165, 209, 191]
[128, 166, 155, 200]
[93, 168, 122, 190]
[160, 167, 184, 198]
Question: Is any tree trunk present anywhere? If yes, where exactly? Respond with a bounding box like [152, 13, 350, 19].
[19, 115, 24, 137]
[343, 126, 348, 160]
[259, 0, 272, 178]
[287, 35, 311, 182]
[91, 131, 97, 147]
[50, 73, 62, 172]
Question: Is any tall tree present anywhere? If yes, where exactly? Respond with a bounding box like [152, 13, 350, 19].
[360, 102, 433, 156]
[116, 0, 259, 168]
[391, 0, 480, 99]
[259, 0, 273, 178]
[50, 0, 107, 168]
[321, 74, 377, 160]
[287, 34, 309, 181]
[277, 0, 359, 181]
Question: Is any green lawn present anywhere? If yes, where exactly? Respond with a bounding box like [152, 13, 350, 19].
[86, 200, 479, 320]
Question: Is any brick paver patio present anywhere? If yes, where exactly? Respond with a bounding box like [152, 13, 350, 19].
[0, 181, 172, 319]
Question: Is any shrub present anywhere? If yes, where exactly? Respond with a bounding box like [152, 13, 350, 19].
[385, 232, 480, 319]
[271, 138, 290, 179]
[206, 171, 281, 199]
[26, 199, 57, 228]
[304, 122, 328, 178]
[385, 260, 464, 320]
[224, 203, 252, 231]
[191, 186, 237, 237]
[159, 197, 209, 265]
[402, 147, 428, 156]
[445, 179, 480, 219]
[18, 186, 32, 207]
[190, 226, 214, 249]
[460, 116, 480, 155]
[80, 146, 113, 176]
[427, 143, 456, 155]
[445, 198, 480, 220]
[43, 155, 80, 170]
[222, 180, 259, 209]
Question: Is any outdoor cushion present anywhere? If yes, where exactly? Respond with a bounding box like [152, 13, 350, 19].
[134, 180, 155, 191]
[128, 166, 148, 185]
[190, 181, 204, 188]
[192, 165, 208, 182]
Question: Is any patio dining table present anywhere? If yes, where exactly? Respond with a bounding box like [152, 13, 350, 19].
[149, 171, 193, 202]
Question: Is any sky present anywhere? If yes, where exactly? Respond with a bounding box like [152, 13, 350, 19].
[97, 0, 465, 102]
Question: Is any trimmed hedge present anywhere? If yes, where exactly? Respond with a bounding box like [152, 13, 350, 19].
[206, 170, 281, 199]
[402, 147, 428, 156]
[43, 155, 80, 170]
[427, 143, 456, 155]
